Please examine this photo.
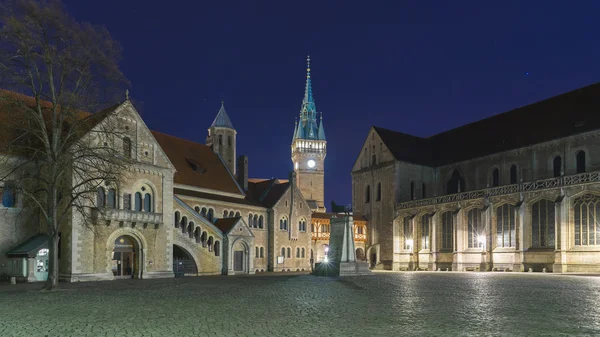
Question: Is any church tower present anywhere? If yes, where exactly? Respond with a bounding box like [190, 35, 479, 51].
[206, 100, 237, 174]
[291, 56, 327, 212]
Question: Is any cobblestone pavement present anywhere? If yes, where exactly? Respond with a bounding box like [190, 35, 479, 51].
[1, 272, 600, 336]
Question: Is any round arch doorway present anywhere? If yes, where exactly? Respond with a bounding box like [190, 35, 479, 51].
[112, 236, 137, 279]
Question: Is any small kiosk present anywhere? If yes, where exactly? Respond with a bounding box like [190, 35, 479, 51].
[5, 234, 49, 282]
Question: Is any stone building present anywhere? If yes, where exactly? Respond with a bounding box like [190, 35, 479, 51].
[311, 212, 367, 264]
[352, 83, 600, 272]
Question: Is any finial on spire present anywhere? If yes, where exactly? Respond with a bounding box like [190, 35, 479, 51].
[125, 89, 129, 101]
[306, 55, 311, 78]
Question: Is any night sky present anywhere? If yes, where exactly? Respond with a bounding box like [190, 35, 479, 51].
[64, 1, 600, 208]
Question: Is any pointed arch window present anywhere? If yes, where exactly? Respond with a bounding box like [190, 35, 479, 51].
[441, 211, 454, 251]
[410, 181, 415, 200]
[574, 194, 600, 246]
[496, 204, 516, 248]
[253, 214, 258, 228]
[576, 151, 586, 174]
[467, 208, 483, 248]
[447, 170, 465, 194]
[492, 168, 500, 187]
[376, 183, 381, 202]
[201, 207, 207, 218]
[365, 185, 371, 203]
[421, 214, 431, 250]
[510, 165, 518, 184]
[286, 247, 291, 258]
[281, 247, 285, 257]
[553, 156, 562, 177]
[531, 199, 555, 247]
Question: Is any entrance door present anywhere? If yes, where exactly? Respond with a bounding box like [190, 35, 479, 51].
[112, 236, 135, 279]
[233, 251, 244, 272]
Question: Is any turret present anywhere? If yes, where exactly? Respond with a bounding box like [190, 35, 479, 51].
[206, 100, 237, 174]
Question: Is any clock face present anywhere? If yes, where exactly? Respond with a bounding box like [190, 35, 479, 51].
[307, 159, 316, 168]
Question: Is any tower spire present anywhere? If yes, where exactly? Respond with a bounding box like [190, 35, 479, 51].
[301, 55, 316, 119]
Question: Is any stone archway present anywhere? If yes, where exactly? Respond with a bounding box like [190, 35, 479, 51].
[356, 248, 365, 261]
[172, 244, 198, 277]
[106, 228, 148, 280]
[230, 238, 251, 274]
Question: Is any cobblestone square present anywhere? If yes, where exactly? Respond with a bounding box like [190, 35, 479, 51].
[1, 273, 600, 337]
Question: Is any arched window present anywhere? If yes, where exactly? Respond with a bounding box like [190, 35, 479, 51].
[97, 187, 105, 207]
[446, 170, 465, 194]
[510, 165, 518, 184]
[223, 210, 228, 218]
[228, 135, 232, 146]
[281, 247, 285, 257]
[194, 227, 201, 243]
[194, 206, 200, 213]
[496, 204, 516, 248]
[218, 134, 222, 145]
[255, 247, 259, 258]
[376, 183, 381, 201]
[301, 248, 305, 258]
[286, 247, 291, 258]
[134, 192, 142, 211]
[174, 211, 180, 228]
[123, 137, 132, 158]
[531, 199, 555, 247]
[201, 207, 207, 218]
[410, 181, 415, 200]
[492, 168, 500, 187]
[467, 208, 483, 248]
[235, 211, 241, 217]
[574, 194, 600, 246]
[422, 183, 426, 199]
[107, 188, 117, 208]
[201, 232, 207, 247]
[280, 217, 288, 230]
[260, 247, 264, 258]
[576, 151, 586, 174]
[207, 209, 214, 222]
[441, 211, 454, 250]
[421, 214, 430, 250]
[253, 214, 258, 228]
[180, 216, 188, 234]
[207, 236, 213, 252]
[322, 224, 330, 233]
[553, 156, 562, 177]
[259, 215, 264, 228]
[365, 185, 371, 203]
[403, 217, 412, 250]
[372, 154, 376, 166]
[214, 241, 220, 256]
[188, 221, 194, 238]
[296, 247, 300, 258]
[1, 182, 16, 208]
[144, 193, 152, 212]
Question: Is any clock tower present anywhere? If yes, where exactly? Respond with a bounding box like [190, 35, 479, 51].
[291, 56, 326, 212]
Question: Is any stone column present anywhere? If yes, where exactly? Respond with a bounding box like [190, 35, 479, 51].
[484, 203, 493, 271]
[454, 209, 464, 271]
[515, 201, 525, 272]
[555, 195, 569, 273]
[430, 212, 438, 271]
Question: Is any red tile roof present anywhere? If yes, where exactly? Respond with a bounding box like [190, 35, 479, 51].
[152, 131, 243, 195]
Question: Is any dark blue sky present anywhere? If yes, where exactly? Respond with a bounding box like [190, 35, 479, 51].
[65, 1, 600, 208]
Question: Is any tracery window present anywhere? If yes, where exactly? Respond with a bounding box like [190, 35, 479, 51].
[467, 208, 483, 248]
[531, 199, 555, 247]
[279, 217, 288, 230]
[421, 214, 431, 250]
[496, 204, 516, 248]
[574, 194, 600, 246]
[403, 217, 412, 250]
[441, 211, 454, 250]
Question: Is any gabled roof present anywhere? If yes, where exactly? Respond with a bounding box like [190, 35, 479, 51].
[213, 217, 241, 234]
[152, 131, 243, 195]
[6, 234, 49, 258]
[210, 101, 234, 129]
[375, 82, 600, 167]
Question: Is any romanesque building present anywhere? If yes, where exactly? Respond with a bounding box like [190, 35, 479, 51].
[352, 83, 600, 272]
[0, 58, 368, 282]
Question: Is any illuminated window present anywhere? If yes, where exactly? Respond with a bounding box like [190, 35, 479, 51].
[403, 217, 412, 250]
[531, 199, 555, 247]
[496, 204, 516, 248]
[467, 208, 483, 248]
[574, 194, 600, 246]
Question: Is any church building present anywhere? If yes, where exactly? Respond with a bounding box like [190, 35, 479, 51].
[352, 83, 600, 272]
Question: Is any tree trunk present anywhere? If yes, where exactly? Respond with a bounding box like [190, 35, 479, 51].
[43, 233, 60, 290]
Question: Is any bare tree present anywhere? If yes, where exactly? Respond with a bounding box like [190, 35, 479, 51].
[0, 0, 130, 290]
